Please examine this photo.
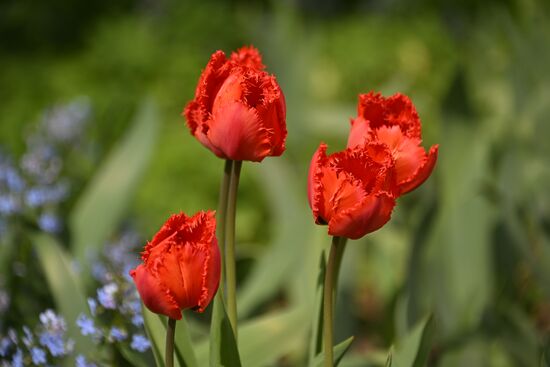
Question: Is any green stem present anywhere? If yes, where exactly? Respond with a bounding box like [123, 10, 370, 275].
[217, 160, 233, 293]
[165, 318, 176, 367]
[332, 237, 348, 297]
[226, 160, 242, 339]
[323, 236, 346, 367]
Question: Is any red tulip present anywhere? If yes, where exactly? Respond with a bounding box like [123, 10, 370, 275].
[130, 211, 221, 320]
[307, 142, 397, 240]
[347, 92, 438, 195]
[184, 46, 287, 162]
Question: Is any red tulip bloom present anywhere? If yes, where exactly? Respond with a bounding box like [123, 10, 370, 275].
[184, 46, 287, 162]
[308, 143, 397, 240]
[130, 211, 221, 320]
[347, 92, 438, 195]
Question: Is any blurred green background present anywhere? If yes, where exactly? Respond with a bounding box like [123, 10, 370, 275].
[1, 0, 550, 365]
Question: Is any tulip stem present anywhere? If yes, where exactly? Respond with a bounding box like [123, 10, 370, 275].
[323, 236, 346, 367]
[217, 160, 233, 292]
[226, 160, 242, 340]
[166, 318, 176, 367]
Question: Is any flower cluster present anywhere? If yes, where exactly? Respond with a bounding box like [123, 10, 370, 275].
[0, 229, 152, 366]
[308, 92, 438, 239]
[0, 97, 91, 236]
[0, 310, 74, 366]
[74, 230, 151, 363]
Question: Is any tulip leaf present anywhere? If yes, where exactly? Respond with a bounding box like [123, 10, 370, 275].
[32, 233, 93, 364]
[238, 306, 309, 367]
[174, 315, 199, 367]
[308, 250, 326, 365]
[238, 160, 310, 316]
[118, 344, 154, 367]
[142, 306, 166, 367]
[312, 336, 355, 367]
[70, 98, 158, 267]
[388, 315, 433, 367]
[198, 306, 309, 367]
[209, 292, 242, 367]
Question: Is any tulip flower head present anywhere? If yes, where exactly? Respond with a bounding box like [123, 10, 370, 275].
[130, 211, 221, 320]
[347, 92, 438, 195]
[184, 46, 287, 162]
[308, 142, 397, 240]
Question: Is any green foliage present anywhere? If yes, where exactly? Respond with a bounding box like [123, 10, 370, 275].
[70, 99, 159, 267]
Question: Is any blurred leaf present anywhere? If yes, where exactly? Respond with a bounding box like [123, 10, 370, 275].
[238, 306, 309, 367]
[389, 316, 433, 367]
[312, 336, 354, 367]
[32, 233, 92, 363]
[70, 98, 158, 265]
[118, 344, 154, 367]
[238, 159, 310, 316]
[209, 293, 241, 367]
[308, 251, 326, 365]
[174, 316, 199, 367]
[142, 306, 166, 367]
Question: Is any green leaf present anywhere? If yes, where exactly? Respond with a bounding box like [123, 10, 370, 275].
[313, 336, 355, 367]
[70, 98, 158, 266]
[209, 292, 241, 367]
[239, 306, 309, 367]
[174, 315, 199, 367]
[32, 233, 92, 363]
[142, 306, 166, 367]
[238, 160, 311, 316]
[198, 307, 309, 367]
[118, 344, 154, 367]
[142, 306, 198, 367]
[308, 250, 326, 365]
[390, 316, 433, 367]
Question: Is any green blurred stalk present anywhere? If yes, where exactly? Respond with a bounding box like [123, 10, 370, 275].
[217, 160, 233, 291]
[226, 160, 242, 339]
[166, 318, 176, 367]
[323, 236, 346, 367]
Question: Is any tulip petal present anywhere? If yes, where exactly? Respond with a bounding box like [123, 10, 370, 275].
[347, 117, 372, 149]
[357, 92, 386, 128]
[385, 93, 421, 139]
[197, 238, 221, 312]
[207, 101, 272, 162]
[307, 143, 328, 224]
[131, 264, 181, 320]
[328, 193, 395, 240]
[399, 144, 439, 194]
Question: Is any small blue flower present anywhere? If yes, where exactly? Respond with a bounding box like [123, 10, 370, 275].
[31, 346, 47, 364]
[76, 314, 97, 336]
[4, 167, 25, 192]
[131, 314, 144, 327]
[38, 213, 61, 233]
[87, 298, 97, 317]
[0, 336, 12, 357]
[97, 283, 118, 309]
[12, 348, 23, 367]
[130, 334, 150, 352]
[109, 327, 127, 342]
[22, 326, 34, 347]
[39, 309, 66, 332]
[0, 194, 20, 215]
[75, 354, 97, 367]
[39, 332, 66, 356]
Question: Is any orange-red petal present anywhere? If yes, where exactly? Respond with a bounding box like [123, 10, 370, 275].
[131, 264, 181, 320]
[399, 144, 439, 194]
